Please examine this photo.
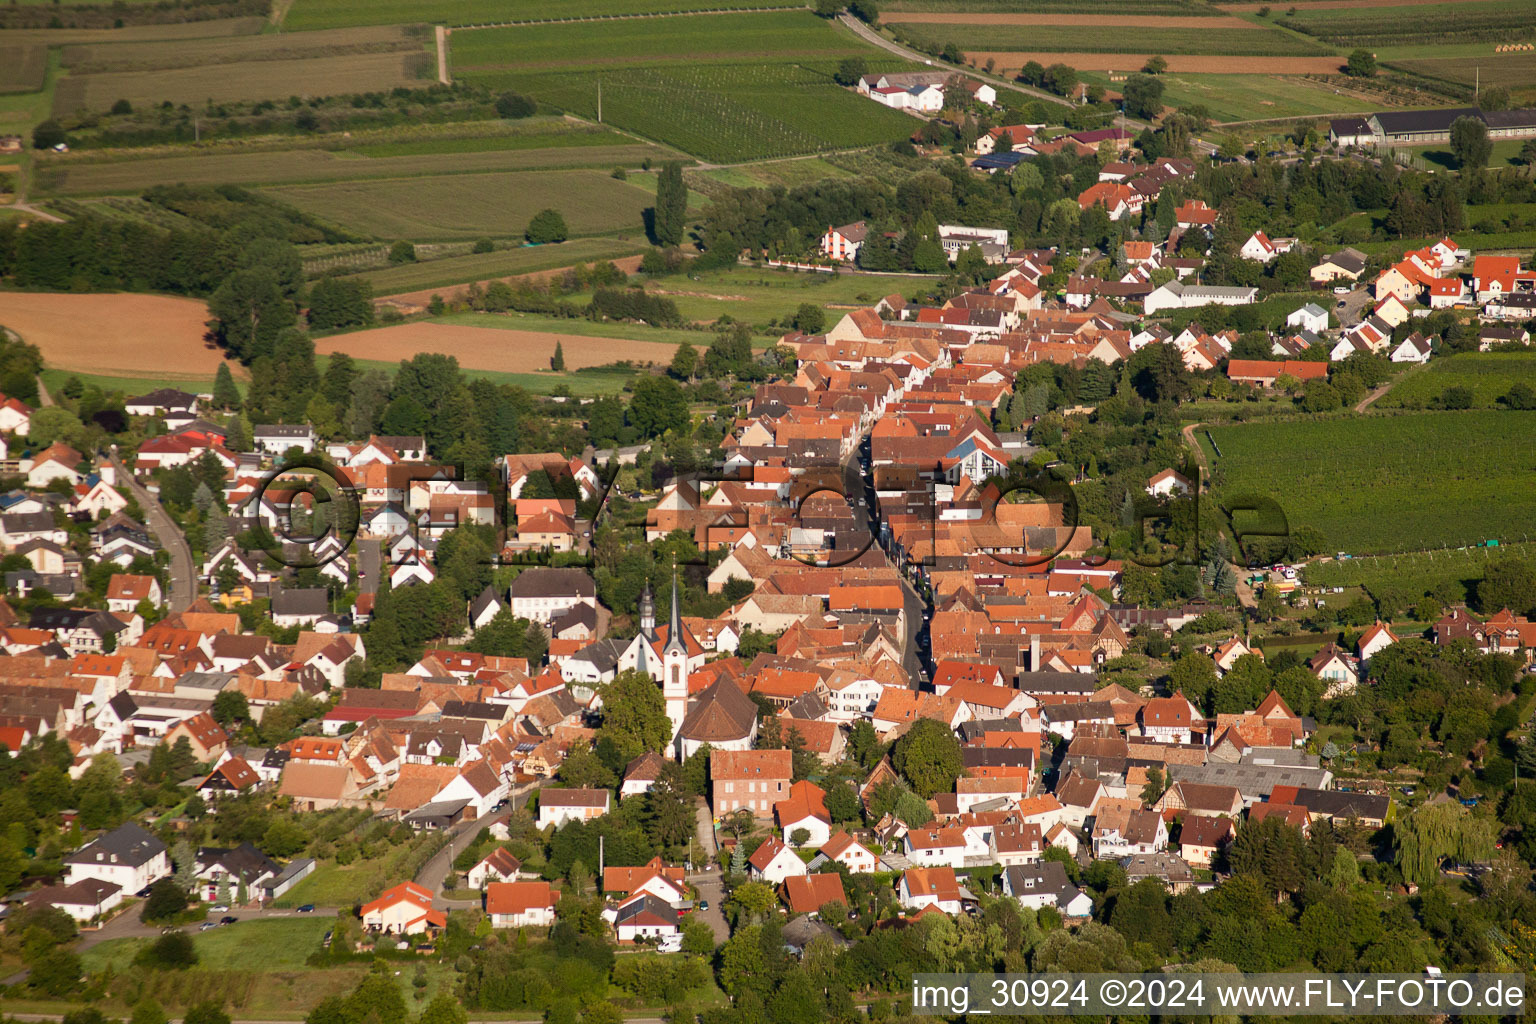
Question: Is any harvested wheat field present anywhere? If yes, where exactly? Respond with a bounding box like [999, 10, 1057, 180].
[889, 12, 1257, 27]
[316, 322, 677, 372]
[971, 52, 1346, 73]
[0, 291, 233, 377]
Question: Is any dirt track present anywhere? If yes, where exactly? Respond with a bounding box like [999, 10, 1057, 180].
[968, 51, 1346, 73]
[315, 322, 677, 373]
[0, 292, 237, 378]
[888, 12, 1257, 27]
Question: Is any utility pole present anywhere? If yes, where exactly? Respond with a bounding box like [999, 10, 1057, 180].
[597, 78, 602, 123]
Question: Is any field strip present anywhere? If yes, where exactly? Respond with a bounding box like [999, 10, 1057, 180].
[1227, 0, 1482, 7]
[448, 4, 801, 30]
[967, 51, 1346, 72]
[373, 254, 647, 305]
[314, 322, 678, 372]
[0, 292, 233, 377]
[884, 12, 1257, 27]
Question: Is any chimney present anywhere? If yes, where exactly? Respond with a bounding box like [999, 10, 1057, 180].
[1030, 634, 1040, 672]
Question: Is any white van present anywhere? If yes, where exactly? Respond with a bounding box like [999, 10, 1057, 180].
[656, 934, 684, 954]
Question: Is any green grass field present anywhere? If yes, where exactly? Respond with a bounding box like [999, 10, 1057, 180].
[40, 367, 232, 400]
[1301, 541, 1536, 603]
[434, 310, 714, 348]
[0, 45, 48, 94]
[285, 0, 796, 30]
[350, 236, 649, 294]
[634, 265, 927, 322]
[265, 167, 652, 240]
[39, 137, 672, 195]
[52, 51, 425, 116]
[83, 918, 334, 974]
[348, 127, 632, 156]
[1280, 0, 1536, 47]
[1374, 352, 1536, 410]
[451, 13, 918, 162]
[890, 21, 1331, 56]
[1389, 52, 1536, 105]
[58, 24, 419, 73]
[1203, 410, 1536, 554]
[320, 353, 640, 396]
[1081, 71, 1372, 123]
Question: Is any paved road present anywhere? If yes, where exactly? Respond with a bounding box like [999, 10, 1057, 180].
[843, 433, 929, 683]
[357, 535, 382, 595]
[110, 450, 195, 612]
[686, 798, 728, 943]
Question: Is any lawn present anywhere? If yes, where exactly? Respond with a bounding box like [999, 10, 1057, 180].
[1202, 410, 1536, 554]
[451, 13, 919, 162]
[284, 0, 796, 30]
[265, 168, 653, 240]
[635, 265, 929, 323]
[82, 917, 335, 974]
[348, 237, 649, 295]
[41, 140, 671, 195]
[889, 21, 1332, 55]
[1080, 71, 1372, 123]
[1374, 351, 1536, 410]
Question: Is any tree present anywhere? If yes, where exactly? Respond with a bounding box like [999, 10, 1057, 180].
[1346, 48, 1376, 77]
[813, 0, 841, 15]
[141, 878, 189, 923]
[655, 162, 687, 248]
[1121, 74, 1165, 120]
[670, 343, 698, 380]
[791, 303, 825, 334]
[1143, 55, 1168, 74]
[388, 240, 417, 264]
[131, 1001, 169, 1024]
[1168, 653, 1218, 710]
[1394, 799, 1498, 884]
[184, 1004, 232, 1024]
[28, 950, 82, 996]
[1140, 767, 1164, 806]
[136, 931, 198, 969]
[552, 340, 567, 372]
[208, 268, 297, 363]
[211, 363, 241, 411]
[1520, 138, 1536, 166]
[628, 375, 689, 438]
[211, 689, 249, 729]
[526, 209, 569, 244]
[834, 57, 867, 86]
[495, 92, 537, 118]
[420, 995, 468, 1024]
[1477, 558, 1536, 616]
[1449, 115, 1492, 170]
[891, 718, 963, 798]
[598, 670, 672, 763]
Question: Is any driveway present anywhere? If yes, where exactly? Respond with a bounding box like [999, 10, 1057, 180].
[109, 450, 195, 611]
[686, 799, 728, 943]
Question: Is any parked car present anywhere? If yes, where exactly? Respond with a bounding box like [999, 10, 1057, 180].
[221, 916, 238, 925]
[210, 905, 229, 913]
[199, 922, 218, 931]
[297, 904, 316, 913]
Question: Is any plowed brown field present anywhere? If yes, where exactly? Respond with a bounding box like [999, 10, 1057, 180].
[315, 322, 677, 372]
[0, 291, 234, 377]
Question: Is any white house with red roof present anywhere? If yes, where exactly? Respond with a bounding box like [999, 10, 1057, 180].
[1357, 622, 1399, 669]
[820, 221, 868, 262]
[360, 881, 444, 935]
[1239, 230, 1292, 263]
[0, 396, 32, 435]
[1139, 691, 1201, 744]
[816, 831, 883, 874]
[748, 835, 807, 884]
[775, 780, 832, 848]
[898, 866, 964, 915]
[486, 880, 557, 928]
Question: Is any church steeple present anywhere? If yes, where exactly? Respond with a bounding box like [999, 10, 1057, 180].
[663, 567, 686, 657]
[639, 581, 656, 642]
